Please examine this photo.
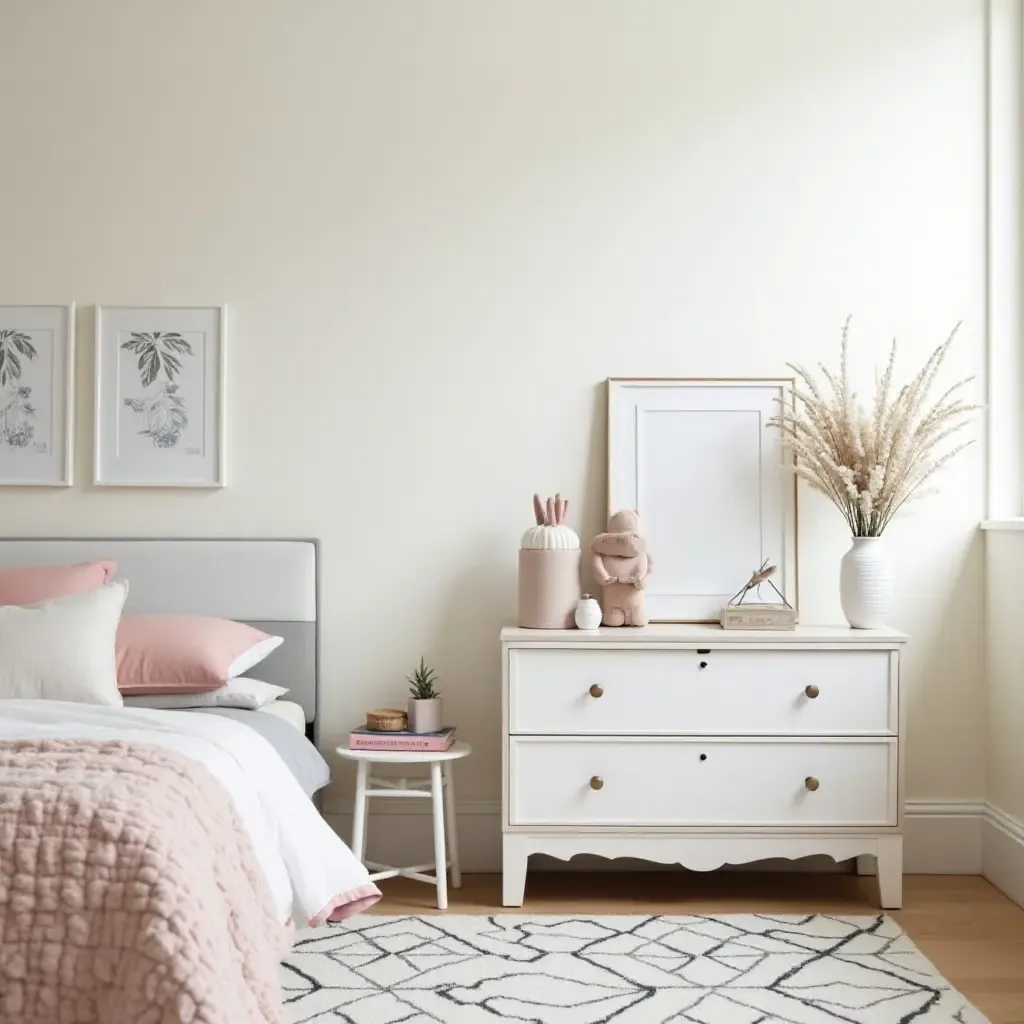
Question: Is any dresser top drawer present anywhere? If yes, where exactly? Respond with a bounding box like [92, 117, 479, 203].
[508, 646, 896, 736]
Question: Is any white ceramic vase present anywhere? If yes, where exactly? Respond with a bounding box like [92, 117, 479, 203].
[408, 697, 444, 734]
[839, 536, 893, 629]
[574, 594, 602, 630]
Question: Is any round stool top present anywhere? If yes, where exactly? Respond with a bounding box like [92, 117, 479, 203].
[336, 740, 472, 764]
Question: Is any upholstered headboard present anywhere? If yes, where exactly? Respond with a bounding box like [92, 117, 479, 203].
[0, 538, 319, 730]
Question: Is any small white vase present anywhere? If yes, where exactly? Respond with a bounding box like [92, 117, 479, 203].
[408, 697, 444, 734]
[574, 594, 602, 630]
[840, 536, 893, 629]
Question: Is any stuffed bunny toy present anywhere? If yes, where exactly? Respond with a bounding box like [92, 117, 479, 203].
[591, 509, 653, 626]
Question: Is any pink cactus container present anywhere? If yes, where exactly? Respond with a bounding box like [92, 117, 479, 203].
[517, 492, 582, 629]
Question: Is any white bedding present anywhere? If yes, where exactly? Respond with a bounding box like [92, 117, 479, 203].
[0, 699, 380, 926]
[259, 697, 306, 733]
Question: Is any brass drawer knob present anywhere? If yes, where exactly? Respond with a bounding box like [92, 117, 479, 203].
[589, 684, 604, 699]
[805, 776, 820, 792]
[805, 684, 820, 699]
[589, 776, 604, 791]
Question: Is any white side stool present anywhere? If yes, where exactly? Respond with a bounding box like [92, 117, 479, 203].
[336, 741, 471, 910]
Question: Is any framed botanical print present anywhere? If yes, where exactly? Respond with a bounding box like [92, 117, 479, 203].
[607, 377, 798, 622]
[94, 305, 226, 487]
[0, 305, 75, 486]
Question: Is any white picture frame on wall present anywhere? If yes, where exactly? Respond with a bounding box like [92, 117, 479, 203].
[94, 305, 226, 488]
[607, 377, 798, 623]
[0, 304, 75, 487]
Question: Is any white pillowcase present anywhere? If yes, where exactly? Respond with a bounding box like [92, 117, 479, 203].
[0, 581, 128, 705]
[121, 676, 288, 711]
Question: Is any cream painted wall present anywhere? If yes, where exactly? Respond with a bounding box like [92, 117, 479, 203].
[0, 1, 988, 814]
[985, 532, 1024, 822]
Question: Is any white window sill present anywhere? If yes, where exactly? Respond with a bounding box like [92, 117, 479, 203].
[981, 519, 1024, 531]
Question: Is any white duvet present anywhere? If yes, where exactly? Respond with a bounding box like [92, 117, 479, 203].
[0, 699, 380, 926]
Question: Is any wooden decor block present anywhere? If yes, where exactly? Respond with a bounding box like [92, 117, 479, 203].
[721, 603, 796, 630]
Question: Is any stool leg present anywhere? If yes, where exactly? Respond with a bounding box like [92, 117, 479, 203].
[430, 761, 448, 910]
[352, 760, 369, 862]
[443, 760, 462, 889]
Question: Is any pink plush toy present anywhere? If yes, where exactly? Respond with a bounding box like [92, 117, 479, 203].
[591, 509, 653, 626]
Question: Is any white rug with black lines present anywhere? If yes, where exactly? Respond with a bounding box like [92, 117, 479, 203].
[281, 913, 989, 1023]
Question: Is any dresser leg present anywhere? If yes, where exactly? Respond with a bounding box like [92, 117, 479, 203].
[502, 835, 528, 907]
[876, 836, 903, 909]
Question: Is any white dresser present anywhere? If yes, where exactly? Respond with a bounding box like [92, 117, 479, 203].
[500, 623, 907, 908]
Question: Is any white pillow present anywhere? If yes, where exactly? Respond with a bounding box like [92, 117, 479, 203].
[0, 581, 128, 705]
[121, 676, 288, 711]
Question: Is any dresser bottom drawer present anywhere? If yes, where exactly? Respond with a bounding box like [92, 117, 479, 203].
[509, 738, 896, 827]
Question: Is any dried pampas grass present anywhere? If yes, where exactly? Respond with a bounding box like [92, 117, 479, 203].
[767, 317, 980, 537]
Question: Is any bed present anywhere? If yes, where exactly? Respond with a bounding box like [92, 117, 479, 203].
[0, 538, 378, 1024]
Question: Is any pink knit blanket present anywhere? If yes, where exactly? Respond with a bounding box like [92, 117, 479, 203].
[0, 739, 289, 1024]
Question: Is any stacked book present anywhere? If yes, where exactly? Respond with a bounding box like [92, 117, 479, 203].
[349, 725, 456, 752]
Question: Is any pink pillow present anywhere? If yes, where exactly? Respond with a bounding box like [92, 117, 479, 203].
[0, 560, 117, 606]
[116, 615, 283, 694]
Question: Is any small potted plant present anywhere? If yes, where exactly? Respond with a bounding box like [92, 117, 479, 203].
[407, 656, 443, 734]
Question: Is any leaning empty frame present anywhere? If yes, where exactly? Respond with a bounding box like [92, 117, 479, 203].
[607, 378, 797, 622]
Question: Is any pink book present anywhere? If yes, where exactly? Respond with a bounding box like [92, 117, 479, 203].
[349, 726, 455, 752]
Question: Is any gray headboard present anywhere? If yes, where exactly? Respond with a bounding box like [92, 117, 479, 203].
[0, 539, 319, 730]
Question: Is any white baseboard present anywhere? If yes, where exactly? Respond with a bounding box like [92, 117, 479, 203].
[902, 800, 984, 874]
[982, 804, 1024, 909]
[325, 798, 988, 876]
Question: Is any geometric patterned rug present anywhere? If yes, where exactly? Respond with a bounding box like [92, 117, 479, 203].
[281, 914, 989, 1022]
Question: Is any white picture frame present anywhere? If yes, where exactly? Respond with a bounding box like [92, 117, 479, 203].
[94, 306, 226, 488]
[0, 304, 75, 487]
[607, 378, 798, 623]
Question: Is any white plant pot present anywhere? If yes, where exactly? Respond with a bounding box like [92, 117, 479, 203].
[839, 536, 893, 629]
[574, 594, 603, 630]
[408, 697, 444, 734]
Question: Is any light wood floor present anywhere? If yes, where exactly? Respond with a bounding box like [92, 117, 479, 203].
[369, 873, 1024, 1024]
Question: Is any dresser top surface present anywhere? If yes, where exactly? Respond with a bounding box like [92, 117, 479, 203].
[500, 623, 907, 645]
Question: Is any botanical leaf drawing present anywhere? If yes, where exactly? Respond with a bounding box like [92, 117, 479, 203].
[0, 385, 36, 448]
[121, 331, 194, 448]
[120, 332, 193, 387]
[0, 329, 37, 388]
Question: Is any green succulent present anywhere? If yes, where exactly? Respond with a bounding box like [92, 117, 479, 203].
[407, 657, 441, 700]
